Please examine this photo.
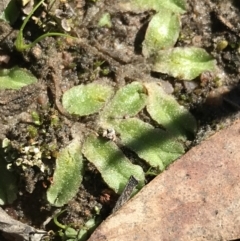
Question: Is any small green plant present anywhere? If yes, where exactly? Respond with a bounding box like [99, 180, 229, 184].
[53, 210, 100, 241]
[119, 0, 216, 81]
[15, 0, 76, 52]
[46, 81, 196, 207]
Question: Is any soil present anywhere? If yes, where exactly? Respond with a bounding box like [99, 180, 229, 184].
[1, 0, 240, 240]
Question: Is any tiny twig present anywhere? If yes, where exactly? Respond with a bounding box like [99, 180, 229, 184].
[112, 175, 138, 213]
[50, 73, 74, 119]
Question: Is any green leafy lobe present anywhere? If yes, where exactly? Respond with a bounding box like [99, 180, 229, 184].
[114, 118, 185, 170]
[145, 82, 197, 138]
[62, 82, 114, 116]
[0, 67, 37, 90]
[82, 134, 145, 194]
[152, 47, 216, 80]
[47, 139, 83, 207]
[142, 10, 180, 57]
[101, 81, 147, 121]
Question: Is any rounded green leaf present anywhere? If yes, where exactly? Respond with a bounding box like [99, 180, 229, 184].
[114, 118, 184, 170]
[152, 47, 216, 80]
[47, 139, 83, 207]
[62, 83, 114, 116]
[0, 66, 37, 90]
[145, 82, 197, 138]
[101, 82, 147, 121]
[82, 134, 145, 194]
[142, 10, 180, 57]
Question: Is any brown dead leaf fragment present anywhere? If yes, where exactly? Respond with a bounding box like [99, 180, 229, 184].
[0, 207, 46, 241]
[89, 119, 240, 241]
